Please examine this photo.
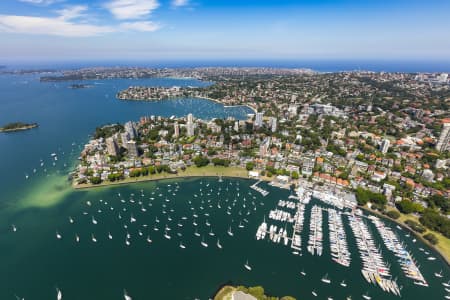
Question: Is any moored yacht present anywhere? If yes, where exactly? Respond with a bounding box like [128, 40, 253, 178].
[244, 260, 252, 271]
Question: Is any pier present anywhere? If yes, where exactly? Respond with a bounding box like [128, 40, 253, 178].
[250, 180, 269, 196]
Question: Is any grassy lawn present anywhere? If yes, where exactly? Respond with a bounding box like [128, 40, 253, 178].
[396, 211, 450, 262]
[214, 286, 236, 300]
[74, 165, 250, 189]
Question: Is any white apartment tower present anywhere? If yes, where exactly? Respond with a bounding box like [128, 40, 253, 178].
[186, 113, 195, 137]
[436, 123, 450, 152]
[380, 139, 390, 154]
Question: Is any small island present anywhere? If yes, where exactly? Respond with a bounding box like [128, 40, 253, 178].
[214, 285, 295, 300]
[0, 122, 38, 133]
[68, 83, 93, 89]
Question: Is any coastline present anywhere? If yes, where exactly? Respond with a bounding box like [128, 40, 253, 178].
[73, 166, 253, 190]
[0, 123, 38, 133]
[118, 94, 257, 114]
[360, 206, 450, 266]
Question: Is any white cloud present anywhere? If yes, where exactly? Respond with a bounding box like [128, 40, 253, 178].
[172, 0, 189, 7]
[120, 21, 161, 32]
[0, 14, 114, 37]
[56, 5, 88, 21]
[105, 0, 159, 20]
[18, 0, 60, 5]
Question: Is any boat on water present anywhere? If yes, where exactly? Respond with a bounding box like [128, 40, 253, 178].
[244, 260, 252, 271]
[164, 230, 171, 240]
[147, 236, 152, 244]
[321, 273, 331, 284]
[108, 232, 113, 239]
[12, 224, 17, 232]
[92, 216, 97, 225]
[300, 270, 306, 276]
[124, 289, 132, 300]
[311, 291, 317, 297]
[444, 280, 450, 287]
[227, 226, 234, 236]
[91, 234, 97, 243]
[435, 270, 443, 278]
[75, 235, 80, 242]
[179, 242, 186, 249]
[56, 231, 62, 239]
[201, 236, 208, 248]
[340, 280, 347, 287]
[56, 288, 62, 300]
[427, 256, 436, 261]
[362, 292, 371, 300]
[217, 238, 222, 249]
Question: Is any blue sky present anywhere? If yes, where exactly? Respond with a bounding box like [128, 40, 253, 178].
[0, 0, 449, 62]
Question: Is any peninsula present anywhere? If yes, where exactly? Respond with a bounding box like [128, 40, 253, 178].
[214, 285, 295, 300]
[0, 122, 38, 133]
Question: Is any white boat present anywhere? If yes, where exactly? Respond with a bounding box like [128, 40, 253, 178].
[147, 236, 152, 243]
[125, 239, 130, 246]
[108, 233, 113, 240]
[164, 231, 171, 240]
[362, 293, 371, 300]
[217, 239, 222, 249]
[91, 234, 97, 243]
[300, 270, 306, 276]
[427, 256, 436, 261]
[56, 231, 62, 239]
[12, 224, 17, 232]
[75, 235, 80, 242]
[92, 216, 97, 225]
[201, 237, 208, 248]
[227, 226, 234, 237]
[244, 260, 252, 271]
[443, 280, 450, 287]
[124, 289, 132, 300]
[340, 280, 347, 287]
[179, 242, 186, 249]
[56, 288, 62, 300]
[312, 291, 317, 297]
[321, 273, 331, 284]
[69, 217, 74, 224]
[435, 270, 443, 278]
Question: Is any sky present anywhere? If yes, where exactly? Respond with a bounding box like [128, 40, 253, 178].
[0, 0, 450, 62]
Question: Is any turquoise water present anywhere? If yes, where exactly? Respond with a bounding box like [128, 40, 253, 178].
[0, 74, 448, 299]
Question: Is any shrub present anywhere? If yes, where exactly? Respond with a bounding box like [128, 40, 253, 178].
[423, 233, 438, 245]
[386, 210, 401, 219]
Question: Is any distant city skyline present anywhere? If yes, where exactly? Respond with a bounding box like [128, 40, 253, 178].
[1, 0, 450, 61]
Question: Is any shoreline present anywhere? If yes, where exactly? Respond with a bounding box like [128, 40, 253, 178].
[73, 166, 254, 190]
[360, 206, 450, 266]
[0, 123, 38, 133]
[118, 94, 257, 114]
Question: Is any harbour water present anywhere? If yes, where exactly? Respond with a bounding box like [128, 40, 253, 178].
[0, 73, 448, 299]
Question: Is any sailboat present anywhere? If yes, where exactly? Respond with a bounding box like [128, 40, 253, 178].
[56, 231, 62, 239]
[209, 229, 215, 236]
[300, 269, 306, 276]
[443, 280, 450, 287]
[194, 229, 200, 237]
[340, 280, 347, 287]
[216, 238, 223, 249]
[92, 216, 97, 225]
[108, 232, 113, 240]
[201, 236, 208, 247]
[362, 292, 371, 300]
[91, 234, 97, 243]
[435, 270, 443, 278]
[146, 236, 152, 244]
[12, 224, 17, 232]
[56, 287, 62, 300]
[321, 273, 331, 284]
[227, 226, 234, 237]
[179, 241, 186, 249]
[69, 217, 74, 224]
[244, 260, 252, 271]
[164, 230, 171, 240]
[311, 290, 317, 297]
[124, 289, 132, 300]
[75, 234, 80, 243]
